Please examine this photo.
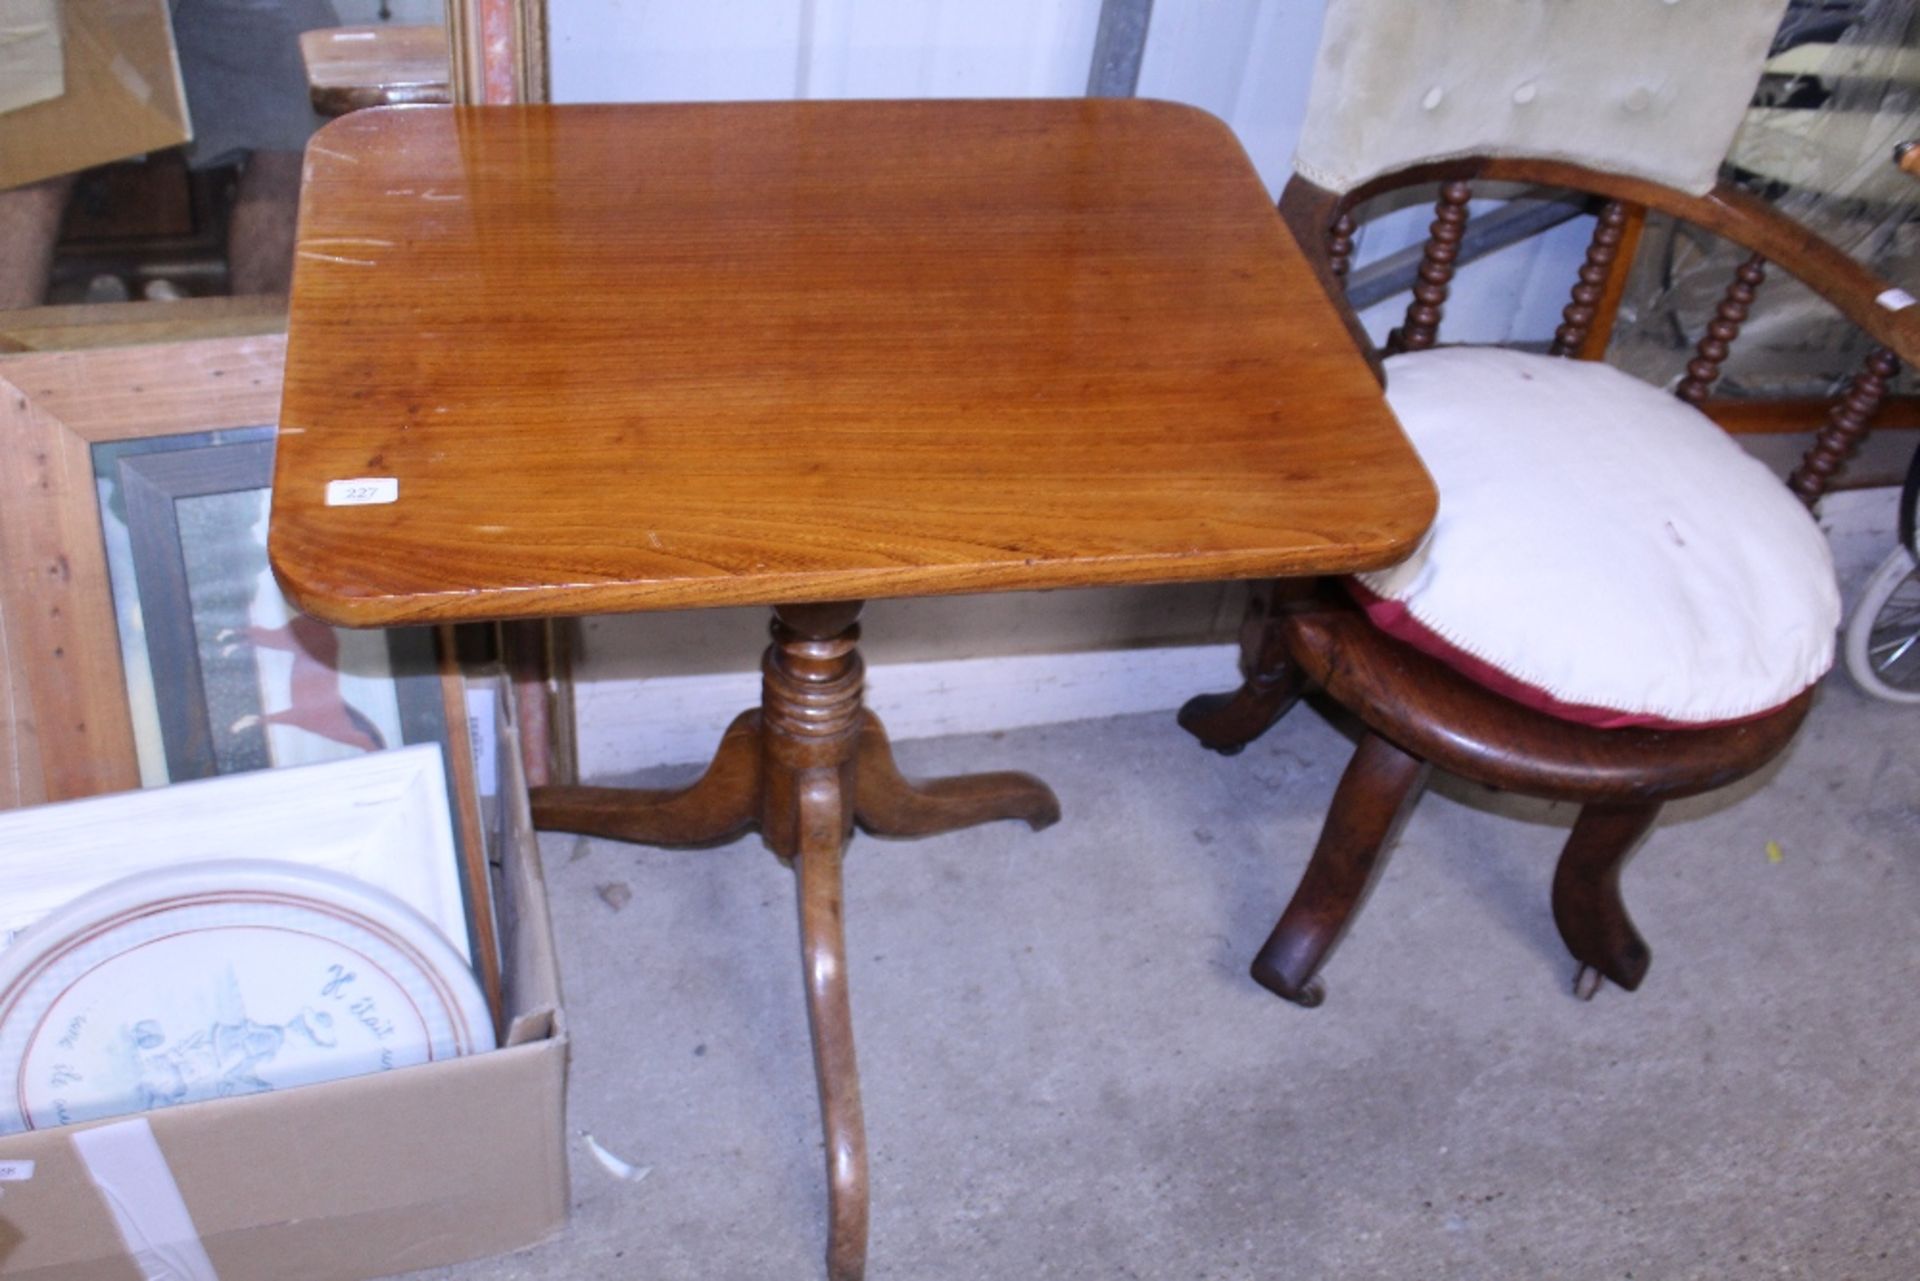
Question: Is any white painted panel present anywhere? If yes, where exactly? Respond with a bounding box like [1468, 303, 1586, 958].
[577, 643, 1238, 775]
[1134, 2, 1264, 122]
[1134, 0, 1327, 195]
[551, 0, 1100, 104]
[806, 0, 1100, 98]
[1504, 213, 1603, 343]
[552, 0, 807, 102]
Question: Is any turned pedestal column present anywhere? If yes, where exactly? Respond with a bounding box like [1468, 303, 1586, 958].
[530, 602, 1059, 1281]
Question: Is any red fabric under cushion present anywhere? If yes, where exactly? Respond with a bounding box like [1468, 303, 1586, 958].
[1344, 580, 1780, 731]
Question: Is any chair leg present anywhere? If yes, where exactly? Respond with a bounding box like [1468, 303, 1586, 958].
[1250, 731, 1429, 1006]
[1552, 802, 1659, 998]
[1178, 581, 1309, 755]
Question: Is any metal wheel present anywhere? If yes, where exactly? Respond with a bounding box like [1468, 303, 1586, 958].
[1845, 544, 1920, 703]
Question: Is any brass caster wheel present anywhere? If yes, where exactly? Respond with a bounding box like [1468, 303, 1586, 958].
[1252, 962, 1326, 1008]
[1287, 977, 1327, 1009]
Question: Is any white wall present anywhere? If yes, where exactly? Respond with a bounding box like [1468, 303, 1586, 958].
[1133, 0, 1327, 195]
[550, 0, 1102, 102]
[549, 0, 1322, 174]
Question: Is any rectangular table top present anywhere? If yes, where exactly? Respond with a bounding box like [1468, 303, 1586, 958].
[270, 100, 1433, 626]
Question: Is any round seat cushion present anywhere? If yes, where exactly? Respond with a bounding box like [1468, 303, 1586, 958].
[1354, 347, 1839, 728]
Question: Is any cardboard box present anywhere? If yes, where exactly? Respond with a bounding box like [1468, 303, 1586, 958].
[0, 0, 192, 190]
[0, 697, 570, 1279]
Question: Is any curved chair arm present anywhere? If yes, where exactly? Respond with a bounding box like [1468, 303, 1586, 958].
[1281, 160, 1920, 370]
[1275, 181, 1387, 385]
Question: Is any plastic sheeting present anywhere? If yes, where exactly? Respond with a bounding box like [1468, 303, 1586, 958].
[1608, 0, 1920, 397]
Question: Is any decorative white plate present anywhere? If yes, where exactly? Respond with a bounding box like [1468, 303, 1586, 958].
[0, 860, 493, 1135]
[0, 744, 470, 962]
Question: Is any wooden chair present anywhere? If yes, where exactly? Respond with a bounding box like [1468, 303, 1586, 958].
[1182, 0, 1920, 1006]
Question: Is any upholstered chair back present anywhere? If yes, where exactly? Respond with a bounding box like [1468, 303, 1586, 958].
[1293, 0, 1793, 197]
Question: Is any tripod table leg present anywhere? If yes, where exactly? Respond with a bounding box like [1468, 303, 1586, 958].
[530, 709, 761, 846]
[761, 603, 871, 1281]
[793, 773, 869, 1281]
[852, 710, 1060, 837]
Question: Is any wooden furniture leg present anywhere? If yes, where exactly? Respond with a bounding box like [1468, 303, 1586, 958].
[853, 711, 1059, 837]
[751, 602, 867, 1281]
[1552, 801, 1659, 999]
[793, 801, 867, 1281]
[753, 602, 870, 1281]
[531, 600, 1060, 1281]
[1178, 581, 1310, 755]
[1249, 731, 1430, 1006]
[529, 709, 762, 845]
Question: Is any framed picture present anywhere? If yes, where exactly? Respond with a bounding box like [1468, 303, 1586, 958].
[0, 334, 499, 1018]
[98, 429, 447, 786]
[0, 335, 282, 805]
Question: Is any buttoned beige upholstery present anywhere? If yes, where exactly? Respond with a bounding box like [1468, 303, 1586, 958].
[1293, 0, 1792, 197]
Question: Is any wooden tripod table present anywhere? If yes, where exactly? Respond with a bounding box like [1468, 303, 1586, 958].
[270, 99, 1434, 1281]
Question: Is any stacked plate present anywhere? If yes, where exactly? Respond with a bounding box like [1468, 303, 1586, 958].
[0, 860, 493, 1135]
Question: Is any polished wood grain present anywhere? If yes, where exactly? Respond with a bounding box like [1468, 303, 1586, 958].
[1572, 202, 1645, 361]
[1248, 729, 1428, 1007]
[852, 711, 1061, 836]
[1677, 253, 1768, 405]
[531, 710, 763, 846]
[1790, 348, 1902, 504]
[1185, 591, 1813, 1005]
[1700, 395, 1920, 435]
[1326, 209, 1357, 281]
[1175, 577, 1310, 753]
[271, 101, 1433, 627]
[1550, 200, 1630, 358]
[1277, 600, 1812, 806]
[1388, 179, 1471, 355]
[1552, 801, 1661, 997]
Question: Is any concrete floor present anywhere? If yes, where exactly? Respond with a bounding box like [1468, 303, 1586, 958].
[421, 497, 1920, 1281]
